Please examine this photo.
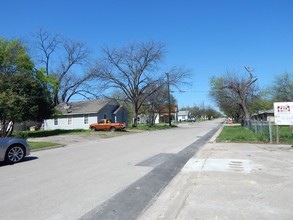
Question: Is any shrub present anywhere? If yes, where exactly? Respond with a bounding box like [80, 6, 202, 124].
[13, 131, 29, 139]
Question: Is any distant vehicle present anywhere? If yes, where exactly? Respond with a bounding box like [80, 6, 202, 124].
[227, 118, 233, 124]
[89, 119, 126, 132]
[0, 138, 30, 163]
[187, 117, 196, 122]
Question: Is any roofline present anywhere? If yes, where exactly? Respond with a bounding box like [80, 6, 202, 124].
[57, 111, 99, 116]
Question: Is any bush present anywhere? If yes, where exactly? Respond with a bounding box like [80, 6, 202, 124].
[13, 131, 29, 139]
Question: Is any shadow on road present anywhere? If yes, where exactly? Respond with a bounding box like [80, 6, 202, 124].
[0, 156, 38, 167]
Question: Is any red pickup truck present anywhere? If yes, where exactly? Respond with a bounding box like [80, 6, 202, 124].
[89, 119, 126, 132]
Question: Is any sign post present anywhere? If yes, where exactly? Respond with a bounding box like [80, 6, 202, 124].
[274, 102, 293, 143]
[274, 102, 293, 125]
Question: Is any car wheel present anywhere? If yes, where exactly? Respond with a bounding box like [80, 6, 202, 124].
[5, 145, 25, 163]
[90, 126, 96, 131]
[110, 127, 116, 132]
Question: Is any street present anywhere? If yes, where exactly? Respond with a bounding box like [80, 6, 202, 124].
[0, 119, 223, 220]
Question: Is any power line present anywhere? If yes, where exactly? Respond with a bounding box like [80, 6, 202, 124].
[171, 90, 222, 93]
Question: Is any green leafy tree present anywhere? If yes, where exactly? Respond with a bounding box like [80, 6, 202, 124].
[209, 76, 241, 119]
[181, 105, 221, 120]
[0, 38, 54, 137]
[249, 89, 274, 114]
[271, 72, 293, 102]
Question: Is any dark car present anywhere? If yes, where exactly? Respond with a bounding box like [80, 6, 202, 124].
[0, 138, 30, 163]
[187, 117, 196, 122]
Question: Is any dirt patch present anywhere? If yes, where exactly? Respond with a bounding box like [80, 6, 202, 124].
[28, 130, 143, 146]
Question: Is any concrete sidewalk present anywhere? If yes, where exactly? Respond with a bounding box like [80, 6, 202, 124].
[139, 142, 293, 220]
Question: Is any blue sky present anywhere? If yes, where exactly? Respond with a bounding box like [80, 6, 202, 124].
[1, 0, 293, 109]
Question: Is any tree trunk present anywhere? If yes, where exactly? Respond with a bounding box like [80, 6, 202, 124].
[240, 102, 250, 120]
[0, 121, 14, 137]
[132, 102, 139, 127]
[148, 112, 156, 126]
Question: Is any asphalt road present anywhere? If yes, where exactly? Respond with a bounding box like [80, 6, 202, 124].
[0, 119, 223, 220]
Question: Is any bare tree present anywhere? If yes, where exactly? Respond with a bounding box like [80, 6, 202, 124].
[142, 85, 177, 126]
[33, 29, 98, 105]
[35, 29, 60, 76]
[210, 66, 257, 120]
[92, 41, 190, 127]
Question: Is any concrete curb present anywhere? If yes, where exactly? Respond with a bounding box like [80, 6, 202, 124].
[208, 124, 224, 143]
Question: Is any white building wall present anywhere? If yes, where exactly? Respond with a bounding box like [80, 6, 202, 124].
[155, 114, 159, 124]
[138, 113, 160, 124]
[44, 115, 98, 130]
[178, 115, 187, 121]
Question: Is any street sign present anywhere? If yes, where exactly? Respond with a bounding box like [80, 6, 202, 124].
[274, 102, 293, 125]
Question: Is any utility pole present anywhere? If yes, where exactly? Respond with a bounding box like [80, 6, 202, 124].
[166, 72, 172, 126]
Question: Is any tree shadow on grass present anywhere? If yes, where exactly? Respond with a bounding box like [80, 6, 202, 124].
[26, 129, 87, 138]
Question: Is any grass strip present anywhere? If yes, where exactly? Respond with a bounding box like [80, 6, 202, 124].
[217, 125, 293, 144]
[216, 126, 269, 143]
[29, 141, 62, 151]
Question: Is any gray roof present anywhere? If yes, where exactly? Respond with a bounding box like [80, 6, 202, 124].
[178, 110, 189, 116]
[251, 109, 274, 116]
[57, 99, 118, 115]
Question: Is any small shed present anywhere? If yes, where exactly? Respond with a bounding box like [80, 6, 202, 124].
[251, 109, 275, 122]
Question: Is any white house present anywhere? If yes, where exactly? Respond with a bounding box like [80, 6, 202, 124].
[137, 105, 178, 124]
[44, 99, 127, 130]
[138, 113, 160, 124]
[177, 110, 190, 122]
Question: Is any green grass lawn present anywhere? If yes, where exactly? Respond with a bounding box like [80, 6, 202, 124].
[216, 126, 262, 143]
[217, 125, 293, 144]
[275, 126, 293, 144]
[28, 141, 62, 151]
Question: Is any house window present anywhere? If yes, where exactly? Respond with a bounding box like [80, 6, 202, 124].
[68, 117, 72, 125]
[103, 113, 107, 119]
[54, 118, 58, 125]
[84, 114, 89, 124]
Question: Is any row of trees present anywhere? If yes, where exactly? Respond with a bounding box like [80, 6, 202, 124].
[180, 104, 222, 120]
[209, 66, 293, 121]
[0, 30, 190, 136]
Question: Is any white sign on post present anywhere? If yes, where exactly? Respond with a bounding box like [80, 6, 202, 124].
[274, 102, 293, 125]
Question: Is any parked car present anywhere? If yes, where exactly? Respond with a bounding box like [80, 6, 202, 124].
[0, 138, 30, 163]
[227, 118, 233, 124]
[187, 117, 196, 122]
[89, 119, 126, 132]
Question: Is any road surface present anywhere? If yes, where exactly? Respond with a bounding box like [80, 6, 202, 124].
[0, 119, 223, 220]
